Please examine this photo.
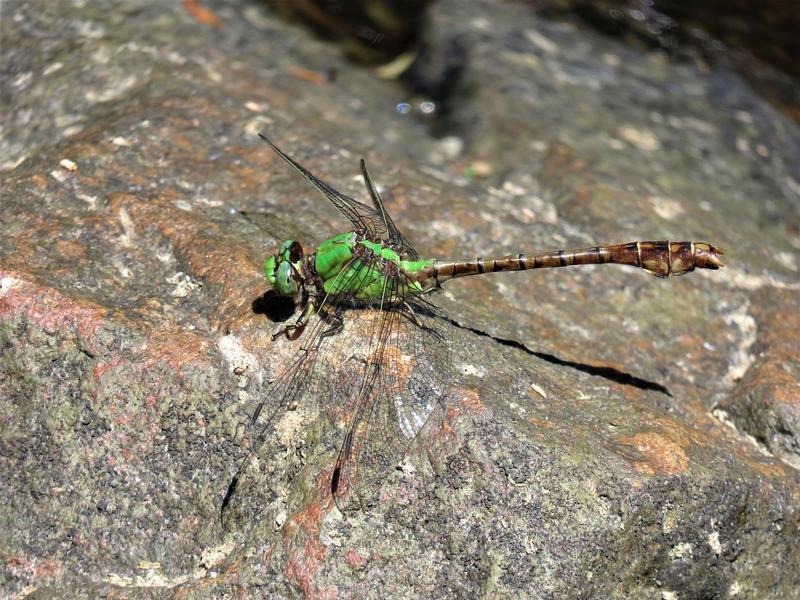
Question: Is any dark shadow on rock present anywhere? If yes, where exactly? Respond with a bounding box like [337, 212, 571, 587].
[531, 350, 671, 396]
[219, 471, 239, 522]
[252, 290, 295, 323]
[453, 319, 671, 395]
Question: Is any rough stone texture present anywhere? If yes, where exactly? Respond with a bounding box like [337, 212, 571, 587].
[717, 288, 800, 467]
[1, 0, 798, 598]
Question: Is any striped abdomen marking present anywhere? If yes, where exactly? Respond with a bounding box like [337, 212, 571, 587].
[415, 241, 724, 288]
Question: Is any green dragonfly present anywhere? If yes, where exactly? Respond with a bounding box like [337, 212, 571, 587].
[223, 134, 725, 516]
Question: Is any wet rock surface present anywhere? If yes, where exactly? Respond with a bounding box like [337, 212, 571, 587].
[1, 0, 798, 597]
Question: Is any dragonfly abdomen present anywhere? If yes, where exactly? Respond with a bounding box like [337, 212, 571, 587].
[602, 241, 725, 277]
[411, 241, 724, 288]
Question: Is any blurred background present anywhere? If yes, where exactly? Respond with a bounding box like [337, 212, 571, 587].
[264, 0, 800, 119]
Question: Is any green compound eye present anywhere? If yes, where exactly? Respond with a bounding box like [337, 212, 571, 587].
[275, 260, 298, 295]
[279, 239, 296, 259]
[264, 240, 304, 295]
[264, 256, 277, 286]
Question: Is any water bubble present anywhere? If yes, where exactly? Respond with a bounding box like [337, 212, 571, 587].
[396, 102, 411, 114]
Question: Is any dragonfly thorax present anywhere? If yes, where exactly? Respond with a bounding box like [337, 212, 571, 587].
[264, 231, 435, 303]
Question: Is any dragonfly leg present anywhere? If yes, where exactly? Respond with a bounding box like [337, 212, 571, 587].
[272, 300, 316, 341]
[401, 300, 423, 328]
[321, 312, 344, 337]
[400, 300, 443, 338]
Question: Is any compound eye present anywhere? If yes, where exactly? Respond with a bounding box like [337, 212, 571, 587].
[288, 241, 304, 263]
[276, 261, 298, 295]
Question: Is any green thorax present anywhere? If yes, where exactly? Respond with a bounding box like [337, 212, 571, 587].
[314, 232, 434, 300]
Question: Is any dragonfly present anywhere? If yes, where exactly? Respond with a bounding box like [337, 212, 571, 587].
[223, 133, 725, 518]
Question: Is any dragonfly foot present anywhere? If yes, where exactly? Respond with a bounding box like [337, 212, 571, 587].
[272, 321, 307, 341]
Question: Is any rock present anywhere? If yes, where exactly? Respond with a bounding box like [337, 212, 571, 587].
[1, 0, 798, 597]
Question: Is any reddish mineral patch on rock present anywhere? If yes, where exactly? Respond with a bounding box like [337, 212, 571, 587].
[0, 271, 109, 355]
[344, 547, 366, 569]
[617, 431, 689, 476]
[285, 538, 329, 600]
[144, 328, 214, 372]
[456, 387, 488, 417]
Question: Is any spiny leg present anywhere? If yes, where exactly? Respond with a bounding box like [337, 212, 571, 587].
[272, 299, 316, 341]
[401, 300, 423, 328]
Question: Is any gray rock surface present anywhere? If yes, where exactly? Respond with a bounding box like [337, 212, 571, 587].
[1, 1, 798, 597]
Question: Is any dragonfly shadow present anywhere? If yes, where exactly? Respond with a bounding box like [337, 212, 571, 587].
[252, 289, 296, 323]
[531, 350, 672, 396]
[452, 319, 672, 396]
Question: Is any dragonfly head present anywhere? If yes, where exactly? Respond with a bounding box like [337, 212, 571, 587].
[264, 240, 305, 296]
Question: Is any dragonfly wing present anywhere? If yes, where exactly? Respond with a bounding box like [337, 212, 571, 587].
[329, 276, 449, 513]
[221, 309, 329, 525]
[222, 258, 375, 525]
[254, 260, 377, 435]
[359, 158, 420, 259]
[259, 134, 390, 241]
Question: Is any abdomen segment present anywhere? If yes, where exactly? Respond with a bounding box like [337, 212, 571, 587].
[414, 241, 725, 288]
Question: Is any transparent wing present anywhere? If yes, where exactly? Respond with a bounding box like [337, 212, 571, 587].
[221, 258, 374, 525]
[259, 134, 404, 247]
[359, 158, 420, 259]
[326, 276, 451, 513]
